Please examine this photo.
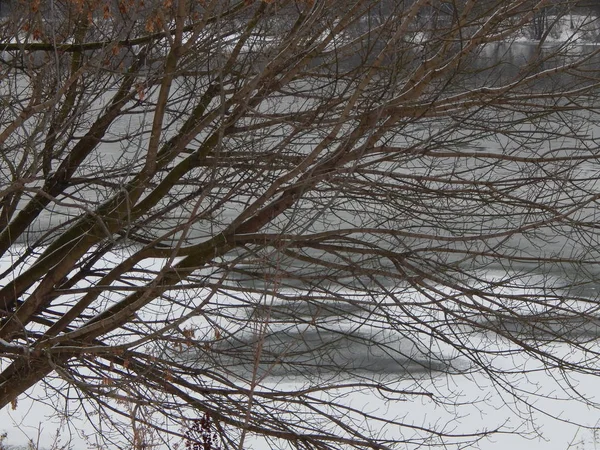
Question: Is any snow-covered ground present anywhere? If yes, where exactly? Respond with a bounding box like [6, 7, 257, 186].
[2, 333, 600, 450]
[1, 249, 600, 449]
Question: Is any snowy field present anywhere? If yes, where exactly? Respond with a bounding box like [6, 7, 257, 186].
[1, 248, 600, 450]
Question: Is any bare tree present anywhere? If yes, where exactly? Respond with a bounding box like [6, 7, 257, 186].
[1, 0, 600, 448]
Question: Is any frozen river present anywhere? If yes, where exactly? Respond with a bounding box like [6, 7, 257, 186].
[3, 40, 600, 449]
[1, 257, 600, 450]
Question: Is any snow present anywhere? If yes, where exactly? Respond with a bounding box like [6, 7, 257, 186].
[515, 14, 600, 45]
[1, 249, 600, 449]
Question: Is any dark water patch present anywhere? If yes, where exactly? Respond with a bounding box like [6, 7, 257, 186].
[183, 328, 467, 380]
[482, 313, 600, 343]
